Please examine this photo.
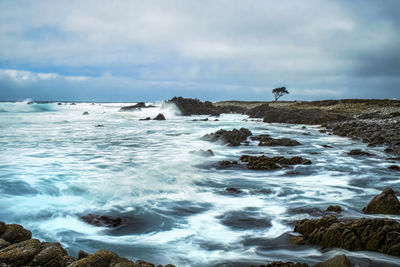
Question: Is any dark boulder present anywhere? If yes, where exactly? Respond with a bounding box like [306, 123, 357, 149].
[251, 135, 301, 146]
[0, 223, 32, 244]
[388, 165, 400, 171]
[347, 149, 373, 156]
[153, 113, 166, 120]
[363, 187, 400, 215]
[78, 250, 89, 259]
[314, 254, 351, 267]
[30, 242, 72, 267]
[202, 128, 252, 146]
[0, 239, 41, 266]
[240, 155, 311, 170]
[294, 215, 400, 256]
[82, 111, 89, 115]
[81, 214, 123, 228]
[189, 149, 214, 157]
[120, 102, 154, 111]
[167, 97, 218, 116]
[218, 160, 239, 166]
[139, 117, 151, 121]
[326, 205, 342, 212]
[225, 187, 243, 194]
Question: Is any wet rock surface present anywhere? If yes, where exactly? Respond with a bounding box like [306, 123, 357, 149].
[347, 149, 374, 156]
[0, 221, 175, 267]
[325, 205, 342, 213]
[314, 254, 351, 267]
[202, 128, 252, 146]
[251, 135, 301, 146]
[81, 214, 123, 227]
[240, 155, 311, 170]
[363, 187, 400, 215]
[120, 102, 154, 111]
[294, 215, 400, 256]
[153, 113, 166, 120]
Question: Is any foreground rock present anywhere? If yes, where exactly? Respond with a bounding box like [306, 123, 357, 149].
[202, 128, 252, 146]
[240, 155, 311, 170]
[363, 187, 400, 215]
[251, 134, 301, 146]
[294, 215, 400, 256]
[81, 214, 123, 227]
[0, 221, 175, 267]
[314, 254, 351, 267]
[259, 261, 309, 267]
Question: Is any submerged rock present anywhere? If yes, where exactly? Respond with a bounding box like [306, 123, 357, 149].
[153, 113, 166, 120]
[82, 111, 89, 115]
[325, 205, 342, 213]
[225, 187, 243, 194]
[240, 155, 311, 170]
[139, 117, 151, 121]
[362, 187, 400, 215]
[347, 149, 373, 156]
[314, 254, 351, 267]
[294, 215, 400, 256]
[81, 214, 123, 228]
[189, 149, 214, 157]
[202, 128, 252, 146]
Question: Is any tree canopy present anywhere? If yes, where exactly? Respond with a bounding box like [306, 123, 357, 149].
[272, 87, 289, 101]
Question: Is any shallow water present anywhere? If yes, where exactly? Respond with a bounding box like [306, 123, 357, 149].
[0, 101, 399, 266]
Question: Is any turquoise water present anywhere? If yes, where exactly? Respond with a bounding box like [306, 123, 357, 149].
[0, 101, 399, 266]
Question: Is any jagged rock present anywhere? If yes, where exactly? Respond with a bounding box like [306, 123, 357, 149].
[120, 102, 154, 111]
[189, 149, 214, 157]
[260, 262, 309, 267]
[0, 224, 32, 244]
[78, 250, 89, 259]
[388, 165, 400, 171]
[153, 114, 166, 120]
[326, 205, 342, 212]
[363, 187, 400, 215]
[202, 128, 252, 146]
[139, 117, 151, 121]
[294, 215, 400, 256]
[314, 254, 351, 267]
[218, 160, 238, 166]
[81, 214, 123, 227]
[0, 239, 10, 249]
[347, 149, 373, 156]
[250, 135, 301, 146]
[225, 187, 243, 194]
[288, 235, 305, 245]
[0, 239, 41, 266]
[68, 250, 128, 267]
[30, 242, 72, 267]
[240, 155, 311, 170]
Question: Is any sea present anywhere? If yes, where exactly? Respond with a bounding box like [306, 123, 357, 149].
[0, 100, 399, 266]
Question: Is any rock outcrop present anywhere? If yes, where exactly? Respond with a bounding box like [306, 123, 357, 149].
[251, 135, 301, 146]
[81, 214, 123, 227]
[362, 187, 400, 215]
[314, 254, 351, 267]
[347, 149, 373, 156]
[202, 128, 252, 146]
[240, 155, 311, 170]
[153, 114, 166, 120]
[120, 102, 154, 111]
[0, 221, 175, 267]
[294, 215, 400, 256]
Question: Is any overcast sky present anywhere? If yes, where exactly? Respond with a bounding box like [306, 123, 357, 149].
[0, 0, 399, 101]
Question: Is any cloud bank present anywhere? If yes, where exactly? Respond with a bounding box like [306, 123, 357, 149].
[0, 0, 399, 101]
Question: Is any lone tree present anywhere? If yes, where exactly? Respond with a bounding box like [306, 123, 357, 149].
[272, 87, 289, 101]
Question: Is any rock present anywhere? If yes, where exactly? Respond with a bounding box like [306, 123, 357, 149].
[120, 102, 154, 111]
[0, 224, 32, 244]
[225, 187, 243, 194]
[288, 235, 305, 245]
[139, 117, 151, 120]
[347, 149, 373, 156]
[387, 157, 400, 161]
[251, 135, 301, 146]
[260, 262, 309, 267]
[388, 165, 400, 171]
[57, 102, 63, 105]
[240, 155, 311, 170]
[202, 128, 252, 146]
[70, 102, 76, 105]
[0, 222, 5, 235]
[321, 144, 333, 148]
[218, 160, 238, 166]
[189, 149, 214, 157]
[82, 111, 89, 115]
[314, 254, 351, 267]
[167, 96, 246, 116]
[68, 249, 127, 267]
[153, 114, 166, 120]
[0, 238, 10, 249]
[78, 250, 89, 259]
[363, 187, 400, 215]
[81, 214, 123, 227]
[31, 242, 71, 267]
[0, 239, 41, 266]
[96, 124, 104, 127]
[294, 215, 400, 256]
[326, 205, 342, 212]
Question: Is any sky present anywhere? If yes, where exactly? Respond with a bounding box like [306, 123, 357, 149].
[0, 0, 399, 102]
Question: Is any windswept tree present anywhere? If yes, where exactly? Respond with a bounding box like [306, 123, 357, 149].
[272, 87, 289, 101]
